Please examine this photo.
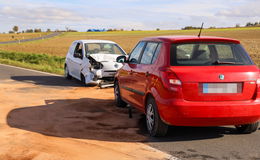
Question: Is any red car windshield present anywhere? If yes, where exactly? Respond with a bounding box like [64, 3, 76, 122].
[171, 43, 254, 66]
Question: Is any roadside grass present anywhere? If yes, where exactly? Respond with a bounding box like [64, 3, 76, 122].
[0, 51, 65, 75]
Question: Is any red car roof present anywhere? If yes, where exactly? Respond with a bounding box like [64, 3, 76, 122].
[142, 36, 240, 44]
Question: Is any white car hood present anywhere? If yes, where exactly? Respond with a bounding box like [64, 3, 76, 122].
[89, 53, 120, 62]
[89, 53, 123, 71]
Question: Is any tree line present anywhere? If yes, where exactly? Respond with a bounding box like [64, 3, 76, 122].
[245, 22, 260, 27]
[182, 21, 260, 30]
[9, 26, 52, 33]
[7, 22, 260, 34]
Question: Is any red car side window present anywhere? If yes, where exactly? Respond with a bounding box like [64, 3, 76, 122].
[140, 42, 159, 64]
[128, 42, 146, 64]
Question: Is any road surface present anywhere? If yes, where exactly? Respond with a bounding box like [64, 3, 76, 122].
[0, 63, 171, 160]
[0, 64, 259, 160]
[0, 32, 62, 44]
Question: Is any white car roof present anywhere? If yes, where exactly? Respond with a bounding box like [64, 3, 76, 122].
[74, 40, 117, 44]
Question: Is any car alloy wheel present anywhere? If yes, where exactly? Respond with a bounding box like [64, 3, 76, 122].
[146, 103, 155, 132]
[114, 81, 127, 108]
[114, 83, 119, 101]
[146, 97, 168, 137]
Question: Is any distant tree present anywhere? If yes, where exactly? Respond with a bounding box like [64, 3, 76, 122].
[46, 29, 51, 32]
[182, 26, 200, 30]
[107, 29, 113, 32]
[9, 31, 14, 34]
[34, 28, 42, 32]
[26, 29, 33, 33]
[13, 26, 19, 33]
[65, 26, 69, 32]
[209, 26, 216, 29]
[244, 22, 260, 27]
[235, 24, 240, 28]
[67, 29, 78, 32]
[131, 29, 135, 31]
[64, 27, 78, 32]
[156, 28, 160, 31]
[120, 28, 124, 31]
[246, 22, 253, 27]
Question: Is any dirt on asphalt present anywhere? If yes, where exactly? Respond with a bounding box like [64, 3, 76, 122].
[0, 79, 170, 160]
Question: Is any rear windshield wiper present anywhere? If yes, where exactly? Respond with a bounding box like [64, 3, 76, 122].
[212, 60, 243, 65]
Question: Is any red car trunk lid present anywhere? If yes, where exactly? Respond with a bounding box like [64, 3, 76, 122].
[171, 66, 258, 101]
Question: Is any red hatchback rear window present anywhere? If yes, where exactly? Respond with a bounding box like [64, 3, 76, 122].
[171, 43, 254, 66]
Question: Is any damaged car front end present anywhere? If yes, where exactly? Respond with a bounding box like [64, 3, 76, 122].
[65, 40, 126, 87]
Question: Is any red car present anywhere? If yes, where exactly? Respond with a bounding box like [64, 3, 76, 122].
[114, 36, 260, 137]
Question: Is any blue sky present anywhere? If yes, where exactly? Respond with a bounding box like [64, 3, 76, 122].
[0, 0, 259, 32]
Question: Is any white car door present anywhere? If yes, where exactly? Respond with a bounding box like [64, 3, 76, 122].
[66, 42, 77, 77]
[71, 42, 84, 80]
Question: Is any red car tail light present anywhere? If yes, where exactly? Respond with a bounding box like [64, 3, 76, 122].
[253, 71, 260, 99]
[257, 72, 260, 92]
[159, 67, 182, 90]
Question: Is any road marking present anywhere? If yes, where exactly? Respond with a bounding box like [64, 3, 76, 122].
[0, 63, 63, 77]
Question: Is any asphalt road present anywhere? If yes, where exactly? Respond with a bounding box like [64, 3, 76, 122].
[0, 64, 83, 88]
[1, 64, 260, 160]
[0, 32, 62, 44]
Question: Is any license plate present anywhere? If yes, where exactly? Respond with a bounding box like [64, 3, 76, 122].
[202, 83, 242, 94]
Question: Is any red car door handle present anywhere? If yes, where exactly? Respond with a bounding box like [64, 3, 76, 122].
[145, 72, 150, 77]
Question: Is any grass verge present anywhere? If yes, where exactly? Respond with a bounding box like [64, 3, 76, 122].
[0, 50, 65, 75]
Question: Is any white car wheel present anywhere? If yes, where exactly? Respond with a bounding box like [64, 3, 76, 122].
[64, 65, 72, 79]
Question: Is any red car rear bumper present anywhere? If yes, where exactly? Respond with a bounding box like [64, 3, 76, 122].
[157, 99, 260, 126]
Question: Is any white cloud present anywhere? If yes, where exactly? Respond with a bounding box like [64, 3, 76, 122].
[0, 0, 259, 32]
[0, 6, 85, 23]
[217, 0, 260, 18]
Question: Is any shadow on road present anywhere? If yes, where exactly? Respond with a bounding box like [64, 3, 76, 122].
[147, 126, 237, 142]
[6, 97, 240, 142]
[11, 76, 84, 87]
[7, 98, 148, 142]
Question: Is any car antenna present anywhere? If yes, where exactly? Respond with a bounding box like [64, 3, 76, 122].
[198, 22, 204, 38]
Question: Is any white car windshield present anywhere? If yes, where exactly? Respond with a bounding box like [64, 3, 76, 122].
[84, 43, 125, 55]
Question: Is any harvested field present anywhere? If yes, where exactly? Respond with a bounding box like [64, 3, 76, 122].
[0, 32, 49, 42]
[0, 28, 260, 66]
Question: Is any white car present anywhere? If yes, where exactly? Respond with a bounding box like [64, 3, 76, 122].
[64, 40, 126, 85]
